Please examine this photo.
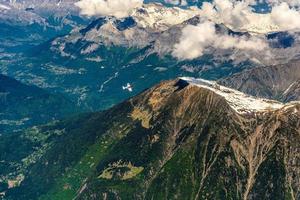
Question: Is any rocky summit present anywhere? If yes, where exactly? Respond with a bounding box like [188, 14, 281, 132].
[1, 78, 299, 200]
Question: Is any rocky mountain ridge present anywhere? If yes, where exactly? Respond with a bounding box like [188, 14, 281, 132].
[219, 60, 300, 102]
[1, 77, 299, 200]
[49, 3, 300, 66]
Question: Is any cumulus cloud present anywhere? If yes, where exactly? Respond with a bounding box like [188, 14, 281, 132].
[172, 21, 268, 60]
[270, 2, 300, 31]
[199, 0, 300, 32]
[171, 0, 300, 61]
[75, 0, 143, 18]
[172, 21, 216, 60]
[200, 0, 255, 27]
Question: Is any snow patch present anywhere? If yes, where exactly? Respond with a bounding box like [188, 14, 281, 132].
[180, 77, 284, 113]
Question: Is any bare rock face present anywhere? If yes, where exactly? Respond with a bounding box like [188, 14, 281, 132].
[219, 60, 300, 102]
[1, 78, 300, 200]
[281, 80, 300, 102]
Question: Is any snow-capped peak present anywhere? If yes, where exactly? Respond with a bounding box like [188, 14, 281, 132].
[131, 3, 200, 31]
[180, 77, 285, 113]
[128, 3, 282, 34]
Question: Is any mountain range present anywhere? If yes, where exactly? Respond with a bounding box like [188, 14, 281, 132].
[2, 3, 300, 114]
[0, 0, 88, 59]
[1, 0, 300, 136]
[1, 1, 300, 200]
[0, 3, 267, 111]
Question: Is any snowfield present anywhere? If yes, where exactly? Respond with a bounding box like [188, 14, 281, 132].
[180, 77, 285, 113]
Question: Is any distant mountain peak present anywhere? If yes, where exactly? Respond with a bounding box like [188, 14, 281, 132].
[130, 3, 200, 31]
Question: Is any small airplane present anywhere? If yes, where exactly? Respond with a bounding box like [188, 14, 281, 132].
[122, 83, 133, 92]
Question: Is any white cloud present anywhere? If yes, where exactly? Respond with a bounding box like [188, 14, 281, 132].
[200, 0, 261, 31]
[270, 2, 300, 31]
[199, 0, 300, 32]
[172, 21, 268, 60]
[75, 0, 143, 18]
[172, 21, 215, 60]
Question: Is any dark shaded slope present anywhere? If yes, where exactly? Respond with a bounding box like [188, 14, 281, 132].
[0, 74, 82, 133]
